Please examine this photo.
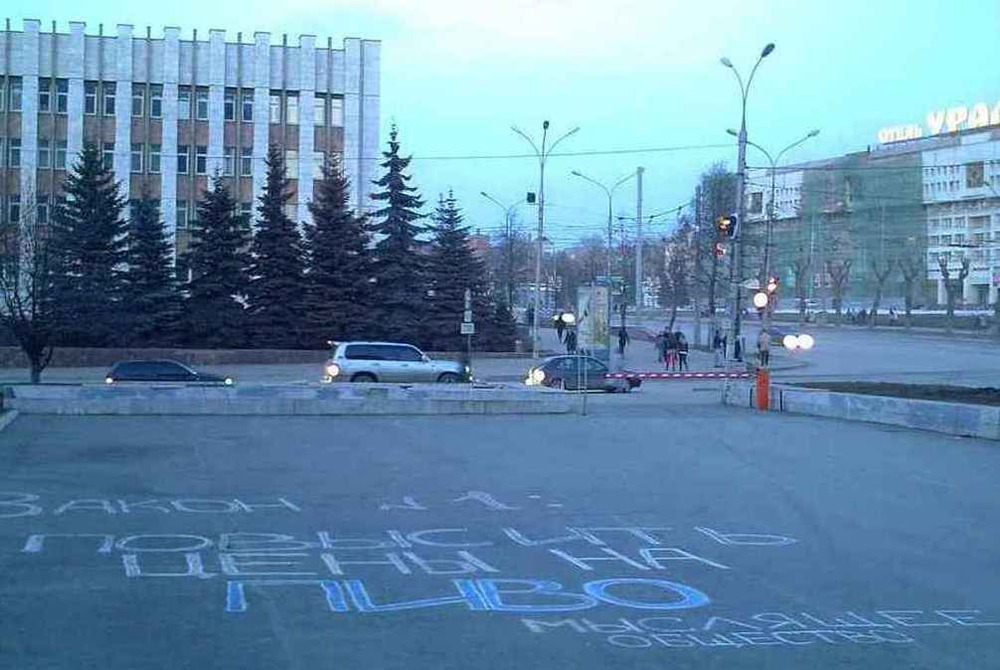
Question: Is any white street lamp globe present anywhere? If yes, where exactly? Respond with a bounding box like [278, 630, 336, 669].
[561, 313, 576, 325]
[752, 292, 769, 309]
[798, 333, 815, 350]
[783, 334, 800, 350]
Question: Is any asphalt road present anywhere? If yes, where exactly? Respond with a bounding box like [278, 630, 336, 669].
[1, 407, 998, 669]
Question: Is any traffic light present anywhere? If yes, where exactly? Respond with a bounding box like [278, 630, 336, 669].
[766, 276, 779, 294]
[526, 192, 537, 204]
[717, 214, 736, 237]
[714, 242, 726, 257]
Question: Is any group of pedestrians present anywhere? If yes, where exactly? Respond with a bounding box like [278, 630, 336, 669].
[655, 328, 689, 371]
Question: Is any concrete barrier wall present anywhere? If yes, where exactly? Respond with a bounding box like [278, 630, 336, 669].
[722, 381, 1000, 440]
[5, 383, 574, 416]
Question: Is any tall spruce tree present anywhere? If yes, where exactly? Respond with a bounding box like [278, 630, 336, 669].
[303, 155, 373, 345]
[369, 125, 427, 344]
[48, 143, 128, 346]
[122, 189, 179, 346]
[425, 192, 479, 350]
[247, 145, 306, 347]
[184, 175, 250, 347]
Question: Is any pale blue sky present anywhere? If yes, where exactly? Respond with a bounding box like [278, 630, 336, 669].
[8, 0, 1000, 245]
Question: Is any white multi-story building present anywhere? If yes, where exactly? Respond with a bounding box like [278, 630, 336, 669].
[0, 19, 380, 261]
[746, 118, 1000, 307]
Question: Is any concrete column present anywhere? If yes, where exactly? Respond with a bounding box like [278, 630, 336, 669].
[251, 32, 271, 217]
[161, 27, 180, 252]
[207, 29, 225, 177]
[297, 34, 316, 226]
[962, 275, 976, 304]
[113, 24, 133, 194]
[20, 20, 40, 203]
[342, 38, 361, 212]
[66, 22, 85, 163]
[359, 39, 380, 215]
[937, 278, 947, 306]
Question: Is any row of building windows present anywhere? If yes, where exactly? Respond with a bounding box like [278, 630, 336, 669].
[1, 77, 346, 127]
[0, 138, 336, 178]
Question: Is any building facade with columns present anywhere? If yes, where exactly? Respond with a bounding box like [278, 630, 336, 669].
[0, 19, 380, 264]
[745, 124, 1000, 308]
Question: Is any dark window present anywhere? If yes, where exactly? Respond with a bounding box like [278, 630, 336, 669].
[149, 84, 163, 118]
[344, 344, 390, 361]
[749, 192, 763, 214]
[55, 79, 68, 113]
[132, 84, 145, 117]
[84, 81, 97, 114]
[967, 161, 985, 188]
[102, 82, 116, 116]
[224, 89, 236, 121]
[152, 361, 195, 380]
[391, 346, 424, 362]
[38, 78, 51, 112]
[584, 359, 607, 375]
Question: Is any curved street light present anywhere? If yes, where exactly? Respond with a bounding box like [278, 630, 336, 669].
[732, 129, 820, 327]
[481, 191, 520, 309]
[511, 122, 580, 358]
[569, 169, 637, 364]
[719, 42, 775, 361]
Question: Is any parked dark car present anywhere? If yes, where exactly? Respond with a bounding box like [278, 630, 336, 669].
[105, 360, 234, 385]
[525, 355, 640, 392]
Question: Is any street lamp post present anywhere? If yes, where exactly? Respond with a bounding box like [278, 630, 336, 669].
[512, 121, 580, 359]
[720, 42, 775, 361]
[480, 191, 519, 308]
[570, 169, 638, 365]
[730, 128, 820, 327]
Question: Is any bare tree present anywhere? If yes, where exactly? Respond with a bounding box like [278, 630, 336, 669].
[937, 254, 969, 333]
[0, 196, 57, 382]
[869, 258, 895, 327]
[827, 259, 852, 324]
[898, 251, 923, 329]
[791, 247, 811, 324]
[660, 227, 692, 331]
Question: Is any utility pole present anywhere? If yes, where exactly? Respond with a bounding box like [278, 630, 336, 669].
[635, 167, 644, 309]
[721, 42, 775, 362]
[694, 185, 703, 347]
[512, 122, 579, 358]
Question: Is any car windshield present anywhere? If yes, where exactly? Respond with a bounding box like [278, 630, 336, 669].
[3, 5, 998, 670]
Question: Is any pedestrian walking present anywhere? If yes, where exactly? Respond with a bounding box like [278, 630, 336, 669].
[677, 332, 689, 371]
[554, 313, 566, 342]
[712, 328, 726, 368]
[654, 330, 666, 363]
[564, 328, 577, 354]
[665, 331, 678, 371]
[757, 329, 771, 368]
[617, 326, 629, 355]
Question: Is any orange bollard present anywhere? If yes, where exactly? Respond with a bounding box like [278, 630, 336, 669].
[756, 367, 770, 411]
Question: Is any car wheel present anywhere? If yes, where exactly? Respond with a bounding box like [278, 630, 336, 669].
[351, 372, 377, 383]
[437, 372, 461, 384]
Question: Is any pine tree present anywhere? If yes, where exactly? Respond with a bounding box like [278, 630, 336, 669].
[122, 189, 180, 346]
[184, 175, 250, 347]
[247, 145, 306, 348]
[303, 155, 373, 345]
[48, 143, 128, 346]
[369, 125, 428, 344]
[424, 192, 482, 350]
[425, 191, 515, 351]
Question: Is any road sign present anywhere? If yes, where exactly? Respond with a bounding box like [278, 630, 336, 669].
[460, 322, 475, 335]
[463, 310, 473, 323]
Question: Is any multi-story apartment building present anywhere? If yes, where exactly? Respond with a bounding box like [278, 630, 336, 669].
[0, 19, 380, 263]
[745, 109, 1000, 307]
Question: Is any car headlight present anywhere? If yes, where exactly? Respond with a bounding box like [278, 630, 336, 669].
[530, 368, 546, 384]
[324, 363, 341, 378]
[797, 334, 815, 350]
[224, 377, 234, 386]
[105, 376, 114, 384]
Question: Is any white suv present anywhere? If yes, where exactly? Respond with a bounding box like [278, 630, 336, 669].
[322, 342, 471, 383]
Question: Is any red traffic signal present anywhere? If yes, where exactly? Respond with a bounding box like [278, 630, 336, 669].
[714, 242, 726, 257]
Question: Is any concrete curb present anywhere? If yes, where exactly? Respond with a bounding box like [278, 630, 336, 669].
[722, 382, 1000, 440]
[4, 383, 575, 416]
[0, 410, 19, 432]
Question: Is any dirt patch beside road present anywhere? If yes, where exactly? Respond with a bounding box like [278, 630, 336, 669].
[795, 381, 1000, 407]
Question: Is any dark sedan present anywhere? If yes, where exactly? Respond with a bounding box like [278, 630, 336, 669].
[105, 360, 234, 385]
[525, 355, 640, 392]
